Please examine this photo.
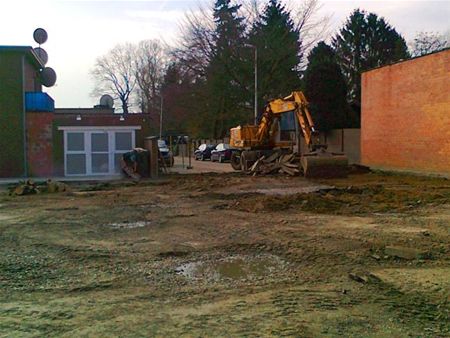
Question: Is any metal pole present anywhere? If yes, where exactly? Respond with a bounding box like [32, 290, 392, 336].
[254, 47, 258, 125]
[159, 95, 163, 139]
[187, 138, 193, 169]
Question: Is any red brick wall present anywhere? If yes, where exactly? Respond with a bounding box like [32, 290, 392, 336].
[26, 112, 54, 177]
[52, 112, 152, 176]
[361, 49, 450, 175]
[24, 60, 41, 92]
[23, 111, 152, 177]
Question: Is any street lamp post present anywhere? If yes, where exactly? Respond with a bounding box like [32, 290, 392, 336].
[253, 46, 257, 124]
[159, 94, 163, 140]
[244, 44, 258, 124]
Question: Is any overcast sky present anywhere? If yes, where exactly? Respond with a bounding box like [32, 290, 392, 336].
[1, 0, 449, 108]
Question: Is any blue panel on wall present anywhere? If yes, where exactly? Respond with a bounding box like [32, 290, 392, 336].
[25, 92, 55, 112]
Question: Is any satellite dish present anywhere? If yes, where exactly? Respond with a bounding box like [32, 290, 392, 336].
[33, 28, 48, 44]
[100, 94, 114, 108]
[33, 47, 48, 65]
[40, 67, 57, 87]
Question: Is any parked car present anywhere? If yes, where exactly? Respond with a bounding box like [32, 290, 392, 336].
[211, 143, 233, 163]
[158, 139, 174, 167]
[194, 143, 216, 161]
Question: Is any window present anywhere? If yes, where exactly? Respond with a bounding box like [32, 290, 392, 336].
[62, 128, 138, 176]
[114, 132, 133, 173]
[66, 154, 86, 175]
[280, 111, 296, 131]
[116, 132, 132, 151]
[67, 133, 84, 151]
[66, 132, 86, 175]
[280, 111, 296, 141]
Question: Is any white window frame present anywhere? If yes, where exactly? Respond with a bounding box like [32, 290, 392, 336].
[59, 126, 140, 176]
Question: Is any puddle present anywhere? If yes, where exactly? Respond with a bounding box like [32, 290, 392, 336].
[175, 254, 286, 281]
[108, 221, 151, 229]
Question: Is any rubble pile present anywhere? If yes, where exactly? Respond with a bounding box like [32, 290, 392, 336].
[249, 152, 300, 176]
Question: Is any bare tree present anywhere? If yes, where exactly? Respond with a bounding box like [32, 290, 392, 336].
[291, 0, 331, 64]
[134, 39, 170, 115]
[174, 0, 330, 77]
[174, 5, 216, 79]
[409, 31, 448, 57]
[91, 43, 136, 114]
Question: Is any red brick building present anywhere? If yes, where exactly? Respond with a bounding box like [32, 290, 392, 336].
[0, 46, 45, 177]
[361, 48, 450, 175]
[27, 108, 151, 177]
[0, 45, 152, 178]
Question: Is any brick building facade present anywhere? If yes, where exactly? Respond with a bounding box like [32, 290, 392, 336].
[0, 46, 44, 177]
[25, 109, 151, 177]
[0, 45, 152, 178]
[361, 49, 450, 175]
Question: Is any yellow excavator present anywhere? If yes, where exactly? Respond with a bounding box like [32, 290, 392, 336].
[229, 91, 348, 178]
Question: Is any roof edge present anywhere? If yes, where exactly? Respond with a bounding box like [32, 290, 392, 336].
[0, 45, 44, 68]
[362, 47, 450, 74]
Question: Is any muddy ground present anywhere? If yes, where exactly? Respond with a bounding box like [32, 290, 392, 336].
[0, 171, 449, 337]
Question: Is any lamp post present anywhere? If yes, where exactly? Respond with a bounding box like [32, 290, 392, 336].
[159, 94, 163, 140]
[244, 44, 257, 124]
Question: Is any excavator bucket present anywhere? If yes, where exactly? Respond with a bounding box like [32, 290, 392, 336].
[301, 151, 348, 178]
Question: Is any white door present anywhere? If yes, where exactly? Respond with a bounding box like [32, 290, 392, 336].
[64, 128, 136, 176]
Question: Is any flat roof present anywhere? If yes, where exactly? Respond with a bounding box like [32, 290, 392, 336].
[54, 108, 116, 114]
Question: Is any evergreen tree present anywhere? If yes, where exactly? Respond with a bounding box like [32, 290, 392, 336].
[249, 0, 302, 113]
[205, 0, 247, 138]
[304, 42, 351, 131]
[332, 9, 409, 122]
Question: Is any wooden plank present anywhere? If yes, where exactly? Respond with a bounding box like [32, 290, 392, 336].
[265, 151, 281, 163]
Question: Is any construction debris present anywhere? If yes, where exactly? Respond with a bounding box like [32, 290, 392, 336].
[9, 179, 70, 196]
[10, 179, 39, 196]
[46, 179, 70, 193]
[249, 152, 300, 176]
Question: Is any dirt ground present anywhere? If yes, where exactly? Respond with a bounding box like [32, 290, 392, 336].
[0, 170, 449, 337]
